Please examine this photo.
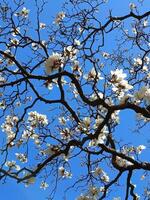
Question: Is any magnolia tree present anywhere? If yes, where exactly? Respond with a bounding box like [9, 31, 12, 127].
[0, 0, 150, 199]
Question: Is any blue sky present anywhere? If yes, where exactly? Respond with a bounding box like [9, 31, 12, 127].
[0, 0, 150, 200]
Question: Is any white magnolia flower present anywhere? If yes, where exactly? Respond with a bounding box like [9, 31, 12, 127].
[0, 100, 6, 109]
[116, 156, 129, 168]
[60, 128, 72, 140]
[141, 175, 146, 180]
[110, 69, 133, 94]
[25, 176, 35, 187]
[111, 111, 120, 124]
[83, 117, 91, 128]
[55, 11, 65, 24]
[11, 27, 20, 36]
[40, 181, 49, 190]
[10, 38, 19, 46]
[15, 7, 29, 18]
[41, 144, 59, 155]
[1, 115, 19, 144]
[102, 52, 110, 59]
[136, 145, 146, 154]
[58, 117, 67, 125]
[134, 86, 147, 100]
[45, 53, 63, 74]
[76, 194, 90, 200]
[84, 68, 103, 81]
[89, 127, 108, 147]
[89, 186, 99, 197]
[72, 60, 82, 76]
[74, 39, 81, 46]
[143, 20, 148, 27]
[39, 23, 46, 29]
[93, 116, 103, 129]
[32, 43, 39, 50]
[110, 69, 127, 83]
[64, 46, 78, 60]
[144, 89, 150, 104]
[92, 167, 103, 176]
[101, 172, 109, 183]
[59, 166, 72, 178]
[120, 94, 133, 104]
[144, 56, 150, 64]
[112, 80, 133, 92]
[134, 86, 150, 105]
[21, 7, 29, 17]
[0, 73, 6, 84]
[5, 160, 20, 171]
[142, 65, 148, 72]
[15, 153, 27, 163]
[22, 129, 32, 139]
[132, 27, 137, 34]
[90, 92, 103, 101]
[134, 57, 142, 66]
[129, 3, 136, 10]
[28, 111, 48, 127]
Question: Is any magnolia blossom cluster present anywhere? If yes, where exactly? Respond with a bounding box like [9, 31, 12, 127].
[110, 69, 133, 98]
[40, 144, 60, 156]
[76, 117, 91, 133]
[19, 111, 48, 145]
[45, 77, 67, 90]
[115, 156, 133, 168]
[110, 111, 120, 125]
[93, 116, 103, 129]
[84, 68, 103, 82]
[22, 128, 38, 140]
[31, 40, 47, 51]
[133, 56, 149, 69]
[89, 126, 108, 147]
[134, 86, 150, 105]
[115, 145, 146, 168]
[45, 45, 78, 74]
[15, 7, 29, 18]
[90, 92, 104, 101]
[45, 53, 62, 74]
[28, 111, 48, 128]
[76, 186, 105, 200]
[122, 145, 146, 155]
[92, 167, 110, 183]
[64, 45, 78, 61]
[54, 11, 65, 24]
[3, 49, 14, 66]
[5, 160, 20, 171]
[71, 60, 83, 78]
[59, 166, 72, 178]
[133, 57, 142, 66]
[1, 115, 19, 145]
